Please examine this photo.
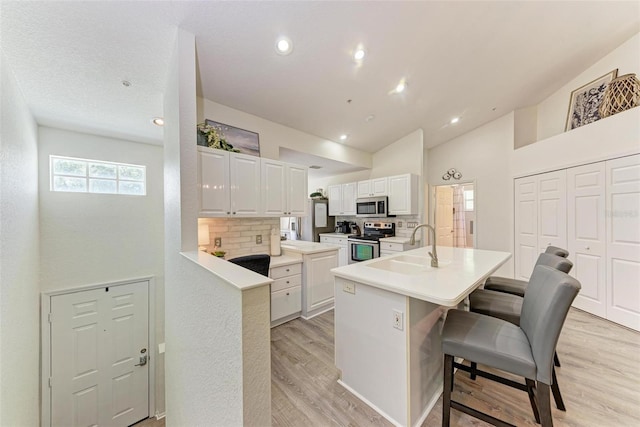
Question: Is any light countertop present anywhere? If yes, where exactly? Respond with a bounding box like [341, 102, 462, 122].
[280, 240, 341, 254]
[269, 254, 302, 268]
[181, 251, 273, 291]
[331, 246, 511, 306]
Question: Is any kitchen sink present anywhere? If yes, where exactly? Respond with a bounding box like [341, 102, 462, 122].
[368, 254, 450, 275]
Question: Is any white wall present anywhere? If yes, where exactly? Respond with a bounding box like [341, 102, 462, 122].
[428, 113, 514, 276]
[166, 30, 273, 426]
[37, 126, 166, 413]
[0, 51, 40, 426]
[198, 97, 372, 169]
[537, 32, 640, 141]
[310, 128, 424, 194]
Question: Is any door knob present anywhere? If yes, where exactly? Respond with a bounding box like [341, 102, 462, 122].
[135, 355, 148, 367]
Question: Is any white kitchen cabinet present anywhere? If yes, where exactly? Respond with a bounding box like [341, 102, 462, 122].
[379, 239, 419, 257]
[269, 261, 303, 327]
[302, 250, 339, 318]
[388, 174, 419, 215]
[320, 235, 349, 266]
[328, 182, 356, 216]
[357, 177, 388, 198]
[198, 146, 261, 217]
[261, 159, 308, 216]
[514, 170, 567, 280]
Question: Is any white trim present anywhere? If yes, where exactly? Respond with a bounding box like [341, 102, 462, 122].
[411, 384, 443, 427]
[300, 304, 334, 320]
[155, 412, 166, 420]
[512, 151, 640, 180]
[40, 276, 156, 426]
[337, 379, 403, 427]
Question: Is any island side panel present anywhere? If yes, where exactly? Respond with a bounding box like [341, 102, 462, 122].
[302, 250, 339, 318]
[408, 298, 448, 426]
[334, 277, 409, 426]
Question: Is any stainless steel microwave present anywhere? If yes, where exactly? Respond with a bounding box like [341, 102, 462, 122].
[355, 196, 388, 217]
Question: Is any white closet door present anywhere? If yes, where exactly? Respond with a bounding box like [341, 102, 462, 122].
[537, 170, 567, 253]
[568, 162, 606, 316]
[606, 154, 640, 331]
[515, 176, 538, 280]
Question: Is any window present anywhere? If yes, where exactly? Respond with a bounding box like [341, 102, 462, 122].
[464, 189, 474, 211]
[50, 155, 146, 196]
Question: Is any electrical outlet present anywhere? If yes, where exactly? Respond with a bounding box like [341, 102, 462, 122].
[393, 310, 404, 330]
[256, 235, 262, 244]
[398, 221, 403, 228]
[214, 237, 222, 247]
[343, 282, 355, 294]
[407, 222, 418, 228]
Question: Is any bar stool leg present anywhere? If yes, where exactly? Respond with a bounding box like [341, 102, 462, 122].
[537, 382, 553, 427]
[554, 351, 561, 367]
[551, 367, 566, 411]
[470, 361, 477, 380]
[443, 354, 453, 427]
[525, 378, 541, 424]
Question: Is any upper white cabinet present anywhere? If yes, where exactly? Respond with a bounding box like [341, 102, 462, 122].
[357, 178, 388, 198]
[199, 148, 231, 216]
[199, 146, 307, 218]
[261, 159, 308, 216]
[388, 174, 419, 215]
[514, 154, 640, 331]
[328, 182, 356, 216]
[199, 147, 260, 216]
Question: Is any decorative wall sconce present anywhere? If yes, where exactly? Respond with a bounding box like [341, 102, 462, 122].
[442, 168, 463, 181]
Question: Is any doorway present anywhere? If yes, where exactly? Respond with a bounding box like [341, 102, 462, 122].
[433, 183, 476, 248]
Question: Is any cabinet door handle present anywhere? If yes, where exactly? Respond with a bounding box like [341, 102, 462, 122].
[585, 246, 590, 250]
[227, 212, 230, 214]
[286, 292, 290, 296]
[285, 268, 290, 272]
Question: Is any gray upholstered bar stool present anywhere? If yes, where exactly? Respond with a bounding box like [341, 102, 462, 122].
[441, 265, 581, 427]
[468, 253, 573, 410]
[483, 246, 569, 297]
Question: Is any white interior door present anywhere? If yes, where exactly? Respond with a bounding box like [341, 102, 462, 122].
[568, 162, 606, 316]
[537, 170, 567, 253]
[515, 176, 538, 280]
[50, 281, 149, 427]
[606, 154, 640, 331]
[435, 186, 454, 247]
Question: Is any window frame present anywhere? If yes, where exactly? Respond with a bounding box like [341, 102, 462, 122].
[49, 155, 147, 196]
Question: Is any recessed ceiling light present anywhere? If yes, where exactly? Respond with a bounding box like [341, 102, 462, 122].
[122, 80, 131, 87]
[354, 48, 366, 61]
[395, 81, 407, 93]
[365, 114, 375, 123]
[450, 117, 460, 124]
[152, 117, 164, 126]
[339, 134, 348, 141]
[275, 37, 293, 55]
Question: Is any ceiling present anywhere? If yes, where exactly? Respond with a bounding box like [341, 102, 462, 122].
[2, 1, 639, 160]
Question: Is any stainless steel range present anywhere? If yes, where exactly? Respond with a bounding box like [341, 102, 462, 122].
[347, 222, 395, 264]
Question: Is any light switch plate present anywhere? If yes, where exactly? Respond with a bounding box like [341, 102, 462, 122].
[214, 237, 222, 247]
[256, 235, 262, 244]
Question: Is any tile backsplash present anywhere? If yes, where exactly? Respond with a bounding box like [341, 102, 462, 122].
[198, 217, 280, 259]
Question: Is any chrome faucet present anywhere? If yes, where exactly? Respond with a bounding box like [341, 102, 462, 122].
[410, 224, 439, 267]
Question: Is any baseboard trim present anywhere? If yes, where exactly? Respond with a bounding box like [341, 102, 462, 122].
[155, 412, 166, 420]
[337, 379, 403, 427]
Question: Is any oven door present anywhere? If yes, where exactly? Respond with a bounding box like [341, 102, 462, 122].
[348, 240, 380, 264]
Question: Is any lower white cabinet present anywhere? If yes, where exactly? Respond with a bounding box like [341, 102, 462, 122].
[301, 250, 339, 318]
[269, 261, 302, 327]
[320, 235, 349, 266]
[380, 239, 419, 257]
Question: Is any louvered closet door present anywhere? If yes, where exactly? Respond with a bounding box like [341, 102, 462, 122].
[515, 176, 538, 280]
[568, 162, 606, 316]
[606, 154, 640, 331]
[537, 170, 567, 254]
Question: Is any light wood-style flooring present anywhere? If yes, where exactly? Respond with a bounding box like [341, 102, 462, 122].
[137, 307, 640, 426]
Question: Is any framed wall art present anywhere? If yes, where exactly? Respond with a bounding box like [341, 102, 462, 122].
[197, 119, 261, 157]
[565, 69, 618, 131]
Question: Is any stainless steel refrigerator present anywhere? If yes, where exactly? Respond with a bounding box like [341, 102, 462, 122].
[300, 199, 335, 242]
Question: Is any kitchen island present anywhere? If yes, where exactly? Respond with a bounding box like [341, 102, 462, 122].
[280, 240, 341, 318]
[331, 246, 511, 427]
